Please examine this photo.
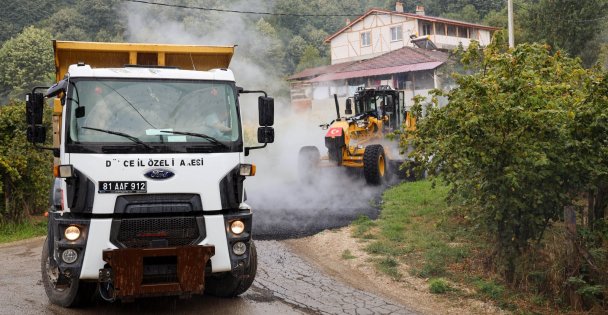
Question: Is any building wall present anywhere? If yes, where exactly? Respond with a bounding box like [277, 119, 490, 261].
[329, 13, 493, 64]
[330, 13, 416, 65]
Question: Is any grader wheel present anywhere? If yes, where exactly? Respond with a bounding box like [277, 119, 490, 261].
[363, 144, 388, 185]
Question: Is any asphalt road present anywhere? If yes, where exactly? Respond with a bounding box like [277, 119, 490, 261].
[0, 170, 413, 314]
[0, 238, 414, 315]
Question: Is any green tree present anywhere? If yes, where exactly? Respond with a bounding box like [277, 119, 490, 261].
[0, 0, 60, 43]
[301, 25, 330, 55]
[0, 26, 54, 100]
[286, 36, 308, 73]
[39, 8, 90, 41]
[521, 0, 608, 67]
[0, 101, 52, 223]
[74, 0, 123, 41]
[254, 18, 287, 75]
[296, 45, 326, 72]
[441, 4, 481, 23]
[599, 44, 608, 70]
[406, 38, 592, 280]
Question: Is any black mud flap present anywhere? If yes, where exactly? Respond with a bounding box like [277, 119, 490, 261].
[325, 134, 345, 165]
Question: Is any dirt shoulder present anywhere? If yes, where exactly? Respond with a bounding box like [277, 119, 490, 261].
[285, 227, 507, 315]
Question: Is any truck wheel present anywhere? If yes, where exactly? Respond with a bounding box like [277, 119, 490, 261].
[205, 241, 257, 297]
[363, 144, 387, 185]
[298, 146, 320, 183]
[41, 238, 95, 307]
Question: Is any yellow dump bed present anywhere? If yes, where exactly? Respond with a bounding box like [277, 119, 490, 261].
[53, 40, 235, 81]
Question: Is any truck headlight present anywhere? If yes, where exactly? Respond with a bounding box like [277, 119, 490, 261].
[64, 225, 81, 241]
[62, 249, 78, 264]
[356, 120, 367, 128]
[232, 242, 247, 255]
[230, 220, 245, 235]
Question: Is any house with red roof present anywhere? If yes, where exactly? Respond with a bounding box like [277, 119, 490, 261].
[289, 3, 499, 113]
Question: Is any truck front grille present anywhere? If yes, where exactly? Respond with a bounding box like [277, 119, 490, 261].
[115, 217, 200, 249]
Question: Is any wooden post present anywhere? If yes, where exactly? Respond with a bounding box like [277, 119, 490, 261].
[563, 205, 582, 310]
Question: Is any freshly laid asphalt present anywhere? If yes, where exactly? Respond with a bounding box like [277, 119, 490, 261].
[248, 168, 385, 240]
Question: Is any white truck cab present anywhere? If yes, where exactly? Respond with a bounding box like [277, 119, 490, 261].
[25, 41, 274, 306]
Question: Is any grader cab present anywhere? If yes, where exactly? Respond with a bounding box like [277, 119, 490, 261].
[298, 86, 417, 185]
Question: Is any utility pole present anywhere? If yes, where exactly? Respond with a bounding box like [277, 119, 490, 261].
[508, 0, 515, 48]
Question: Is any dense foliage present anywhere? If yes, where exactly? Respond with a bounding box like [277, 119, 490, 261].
[520, 0, 608, 67]
[0, 102, 53, 224]
[405, 35, 608, 309]
[0, 27, 54, 100]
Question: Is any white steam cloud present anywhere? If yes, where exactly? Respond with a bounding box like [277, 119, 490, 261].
[121, 1, 382, 238]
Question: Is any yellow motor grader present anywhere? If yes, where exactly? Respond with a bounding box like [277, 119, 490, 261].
[298, 86, 416, 185]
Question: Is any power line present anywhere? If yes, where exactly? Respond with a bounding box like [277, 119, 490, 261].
[120, 0, 363, 17]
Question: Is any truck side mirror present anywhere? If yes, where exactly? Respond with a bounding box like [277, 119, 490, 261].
[26, 92, 44, 125]
[345, 99, 353, 115]
[258, 96, 274, 126]
[26, 92, 47, 143]
[27, 125, 46, 143]
[257, 127, 274, 143]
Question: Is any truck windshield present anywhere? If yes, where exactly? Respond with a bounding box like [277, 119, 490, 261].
[66, 78, 241, 149]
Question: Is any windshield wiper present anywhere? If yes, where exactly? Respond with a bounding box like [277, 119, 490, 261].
[81, 126, 153, 150]
[160, 130, 229, 149]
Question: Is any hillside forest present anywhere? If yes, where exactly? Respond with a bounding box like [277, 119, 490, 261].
[1, 0, 607, 100]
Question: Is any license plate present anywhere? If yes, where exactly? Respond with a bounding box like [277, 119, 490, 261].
[98, 181, 147, 194]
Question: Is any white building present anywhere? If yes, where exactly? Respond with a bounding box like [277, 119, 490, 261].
[326, 4, 498, 65]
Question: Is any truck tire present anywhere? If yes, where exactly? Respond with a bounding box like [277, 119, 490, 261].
[363, 144, 387, 185]
[205, 241, 257, 298]
[298, 146, 320, 183]
[41, 237, 96, 307]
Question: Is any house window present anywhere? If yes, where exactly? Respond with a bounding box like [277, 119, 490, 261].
[361, 31, 371, 47]
[421, 22, 433, 36]
[395, 73, 411, 90]
[447, 25, 457, 36]
[414, 70, 435, 90]
[390, 26, 403, 41]
[458, 26, 469, 38]
[435, 23, 446, 35]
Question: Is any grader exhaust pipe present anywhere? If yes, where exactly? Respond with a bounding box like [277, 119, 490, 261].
[334, 94, 340, 120]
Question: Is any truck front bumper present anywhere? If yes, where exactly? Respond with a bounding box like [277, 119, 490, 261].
[99, 245, 214, 299]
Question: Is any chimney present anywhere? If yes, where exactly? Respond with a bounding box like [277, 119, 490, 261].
[345, 18, 351, 25]
[416, 5, 425, 15]
[395, 2, 404, 13]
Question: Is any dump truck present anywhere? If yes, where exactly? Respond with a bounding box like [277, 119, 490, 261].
[298, 86, 416, 185]
[25, 41, 275, 306]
